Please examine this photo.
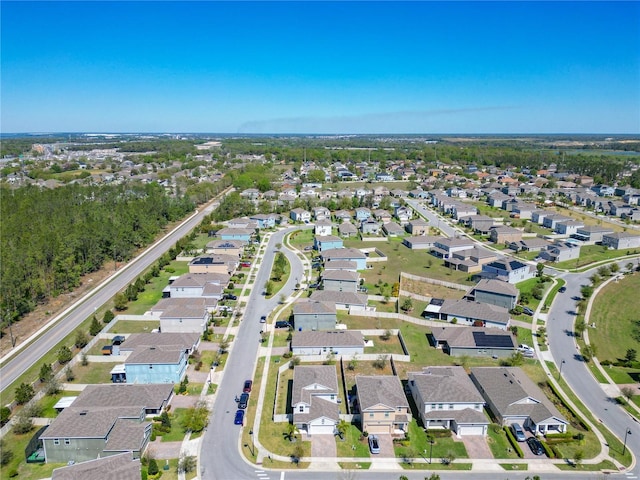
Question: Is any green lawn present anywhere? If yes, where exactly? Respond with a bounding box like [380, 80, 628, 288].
[589, 273, 640, 363]
[119, 260, 189, 315]
[288, 229, 314, 249]
[38, 392, 78, 418]
[394, 420, 468, 460]
[110, 320, 160, 334]
[266, 252, 291, 299]
[605, 366, 640, 384]
[487, 424, 520, 459]
[343, 238, 474, 288]
[68, 361, 118, 384]
[1, 429, 65, 479]
[556, 245, 638, 270]
[335, 425, 371, 458]
[158, 408, 190, 442]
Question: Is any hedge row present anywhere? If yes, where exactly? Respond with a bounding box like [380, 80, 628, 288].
[503, 426, 524, 458]
[425, 429, 453, 438]
[540, 439, 555, 458]
[547, 380, 590, 431]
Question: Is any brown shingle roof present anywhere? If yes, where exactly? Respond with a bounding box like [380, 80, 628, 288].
[293, 299, 336, 315]
[356, 375, 409, 411]
[292, 330, 364, 349]
[408, 366, 484, 404]
[52, 453, 140, 480]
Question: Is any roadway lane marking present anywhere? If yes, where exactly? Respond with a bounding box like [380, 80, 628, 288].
[280, 473, 285, 480]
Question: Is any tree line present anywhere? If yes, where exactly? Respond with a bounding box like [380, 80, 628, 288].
[0, 183, 196, 331]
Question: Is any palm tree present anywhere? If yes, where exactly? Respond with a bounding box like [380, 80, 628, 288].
[336, 419, 350, 440]
[285, 423, 300, 442]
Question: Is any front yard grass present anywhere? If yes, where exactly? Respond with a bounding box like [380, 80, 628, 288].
[335, 425, 371, 458]
[394, 419, 468, 461]
[266, 252, 291, 299]
[338, 461, 371, 469]
[556, 244, 638, 270]
[487, 424, 520, 459]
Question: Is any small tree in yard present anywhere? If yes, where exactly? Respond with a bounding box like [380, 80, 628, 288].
[373, 354, 388, 370]
[65, 366, 75, 381]
[45, 377, 61, 396]
[401, 298, 413, 312]
[0, 438, 13, 466]
[15, 382, 35, 405]
[622, 386, 635, 403]
[147, 458, 159, 476]
[181, 401, 209, 433]
[380, 329, 392, 341]
[58, 345, 73, 364]
[81, 352, 89, 366]
[292, 444, 304, 466]
[178, 454, 197, 473]
[580, 345, 597, 362]
[347, 355, 358, 371]
[573, 450, 584, 467]
[89, 315, 102, 336]
[74, 330, 89, 349]
[12, 411, 33, 434]
[625, 348, 637, 365]
[0, 407, 11, 427]
[509, 325, 519, 337]
[39, 363, 53, 383]
[285, 423, 300, 442]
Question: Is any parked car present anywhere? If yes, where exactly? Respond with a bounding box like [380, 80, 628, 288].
[238, 393, 249, 409]
[243, 380, 253, 392]
[260, 315, 267, 323]
[526, 436, 545, 455]
[240, 261, 251, 267]
[234, 409, 245, 425]
[224, 293, 238, 300]
[308, 283, 319, 289]
[517, 344, 532, 352]
[275, 321, 291, 329]
[522, 307, 534, 316]
[368, 434, 380, 454]
[510, 423, 526, 442]
[304, 246, 313, 251]
[558, 286, 567, 293]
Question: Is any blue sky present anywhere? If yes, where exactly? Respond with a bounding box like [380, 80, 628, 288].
[2, 1, 639, 134]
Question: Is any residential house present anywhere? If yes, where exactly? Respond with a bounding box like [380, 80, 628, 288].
[217, 227, 254, 243]
[466, 278, 518, 310]
[240, 188, 261, 200]
[322, 248, 367, 270]
[290, 208, 311, 223]
[292, 365, 340, 435]
[373, 209, 392, 223]
[168, 272, 229, 300]
[313, 218, 332, 236]
[323, 260, 357, 272]
[150, 297, 211, 333]
[487, 192, 510, 209]
[452, 204, 478, 220]
[444, 246, 497, 273]
[313, 206, 331, 221]
[227, 217, 258, 230]
[511, 202, 537, 220]
[375, 173, 394, 182]
[333, 210, 353, 222]
[571, 225, 614, 243]
[322, 269, 359, 293]
[508, 238, 551, 253]
[189, 254, 238, 275]
[424, 298, 510, 330]
[205, 239, 246, 257]
[249, 213, 277, 229]
[292, 300, 338, 331]
[538, 241, 581, 263]
[470, 367, 568, 435]
[489, 226, 522, 245]
[482, 259, 536, 284]
[408, 367, 488, 436]
[338, 222, 358, 238]
[608, 201, 634, 218]
[356, 376, 411, 435]
[355, 207, 372, 221]
[39, 384, 173, 464]
[383, 222, 404, 237]
[602, 232, 640, 250]
[51, 452, 140, 480]
[403, 236, 439, 250]
[591, 185, 615, 197]
[394, 206, 412, 224]
[428, 327, 516, 358]
[463, 215, 495, 234]
[542, 214, 572, 230]
[314, 235, 344, 253]
[431, 237, 475, 259]
[291, 330, 364, 356]
[531, 210, 550, 225]
[406, 219, 429, 236]
[360, 218, 381, 235]
[310, 291, 368, 310]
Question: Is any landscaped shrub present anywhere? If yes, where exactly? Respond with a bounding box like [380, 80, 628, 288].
[425, 429, 453, 438]
[503, 426, 524, 458]
[545, 432, 574, 443]
[540, 439, 555, 458]
[550, 444, 563, 459]
[546, 381, 590, 431]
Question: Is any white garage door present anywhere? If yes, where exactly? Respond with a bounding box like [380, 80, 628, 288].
[367, 424, 391, 435]
[310, 424, 335, 435]
[457, 425, 485, 436]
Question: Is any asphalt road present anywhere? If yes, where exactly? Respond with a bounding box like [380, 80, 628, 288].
[0, 197, 224, 392]
[548, 260, 640, 476]
[405, 198, 460, 238]
[200, 227, 305, 480]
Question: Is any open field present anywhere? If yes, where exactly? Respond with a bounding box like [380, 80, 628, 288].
[589, 272, 640, 363]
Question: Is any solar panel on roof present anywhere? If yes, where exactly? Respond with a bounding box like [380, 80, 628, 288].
[472, 331, 514, 348]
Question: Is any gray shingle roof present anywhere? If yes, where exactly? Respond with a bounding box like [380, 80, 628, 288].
[440, 299, 510, 325]
[292, 330, 364, 348]
[104, 418, 151, 452]
[170, 272, 230, 287]
[310, 290, 368, 306]
[408, 366, 484, 404]
[125, 346, 184, 365]
[150, 297, 210, 318]
[322, 247, 367, 260]
[356, 375, 409, 411]
[52, 453, 141, 480]
[322, 270, 359, 282]
[293, 299, 336, 315]
[430, 326, 516, 349]
[470, 367, 567, 425]
[41, 406, 143, 439]
[120, 332, 199, 352]
[323, 260, 357, 271]
[71, 384, 174, 411]
[473, 279, 518, 297]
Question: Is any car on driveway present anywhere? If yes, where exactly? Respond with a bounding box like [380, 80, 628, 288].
[234, 409, 245, 425]
[510, 423, 526, 442]
[224, 293, 238, 300]
[522, 307, 534, 316]
[526, 436, 545, 455]
[240, 261, 251, 268]
[368, 435, 380, 454]
[243, 380, 252, 392]
[304, 246, 313, 251]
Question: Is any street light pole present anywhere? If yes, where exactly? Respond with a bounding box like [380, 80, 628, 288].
[623, 428, 632, 456]
[558, 359, 566, 380]
[249, 429, 255, 457]
[429, 436, 434, 464]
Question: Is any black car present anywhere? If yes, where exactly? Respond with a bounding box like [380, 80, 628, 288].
[238, 392, 249, 409]
[526, 436, 545, 456]
[558, 286, 567, 293]
[522, 307, 534, 316]
[275, 321, 291, 329]
[225, 293, 238, 300]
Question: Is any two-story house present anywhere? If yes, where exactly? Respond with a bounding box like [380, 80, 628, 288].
[355, 375, 411, 436]
[292, 365, 340, 435]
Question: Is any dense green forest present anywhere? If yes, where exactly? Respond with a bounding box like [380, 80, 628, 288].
[0, 183, 195, 329]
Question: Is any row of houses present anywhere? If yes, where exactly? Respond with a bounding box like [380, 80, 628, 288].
[291, 364, 567, 438]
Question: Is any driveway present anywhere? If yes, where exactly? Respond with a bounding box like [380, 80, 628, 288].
[310, 433, 336, 458]
[460, 434, 493, 459]
[372, 433, 395, 457]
